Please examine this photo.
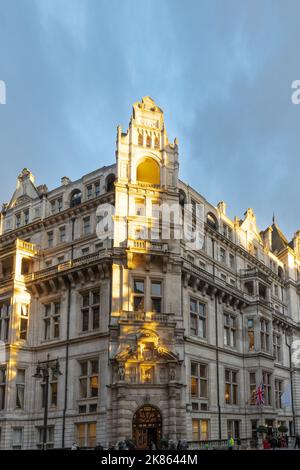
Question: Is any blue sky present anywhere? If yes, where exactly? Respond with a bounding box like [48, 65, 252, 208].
[1, 0, 300, 239]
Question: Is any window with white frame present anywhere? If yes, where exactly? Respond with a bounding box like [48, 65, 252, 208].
[262, 371, 272, 406]
[95, 182, 100, 197]
[36, 426, 54, 449]
[59, 226, 66, 243]
[12, 427, 23, 449]
[219, 247, 226, 263]
[249, 371, 256, 405]
[76, 422, 96, 448]
[15, 213, 21, 228]
[87, 185, 93, 200]
[227, 420, 240, 438]
[275, 379, 283, 409]
[247, 318, 255, 351]
[0, 367, 6, 410]
[273, 329, 282, 362]
[47, 231, 54, 248]
[191, 362, 208, 398]
[24, 210, 29, 225]
[20, 304, 29, 340]
[224, 313, 237, 347]
[0, 301, 11, 341]
[57, 197, 63, 212]
[133, 279, 145, 311]
[40, 370, 58, 409]
[79, 359, 99, 399]
[225, 369, 238, 405]
[151, 281, 162, 313]
[83, 216, 91, 235]
[192, 419, 209, 441]
[15, 369, 25, 409]
[43, 302, 60, 340]
[80, 291, 100, 332]
[260, 319, 270, 352]
[135, 198, 145, 216]
[190, 299, 206, 338]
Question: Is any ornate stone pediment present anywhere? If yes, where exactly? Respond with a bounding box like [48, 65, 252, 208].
[13, 195, 32, 207]
[114, 328, 179, 363]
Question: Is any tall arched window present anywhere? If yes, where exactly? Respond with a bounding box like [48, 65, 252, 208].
[105, 173, 116, 192]
[207, 212, 218, 230]
[146, 135, 151, 148]
[278, 266, 284, 279]
[154, 136, 159, 149]
[138, 133, 143, 146]
[70, 189, 82, 207]
[137, 158, 160, 185]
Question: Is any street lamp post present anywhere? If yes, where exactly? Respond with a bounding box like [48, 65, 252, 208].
[33, 354, 62, 450]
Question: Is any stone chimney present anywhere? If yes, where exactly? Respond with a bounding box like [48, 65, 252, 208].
[218, 201, 227, 215]
[61, 176, 71, 186]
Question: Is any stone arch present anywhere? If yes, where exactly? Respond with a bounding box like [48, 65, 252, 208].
[70, 189, 82, 207]
[105, 173, 116, 192]
[132, 404, 162, 449]
[136, 157, 160, 185]
[207, 211, 219, 230]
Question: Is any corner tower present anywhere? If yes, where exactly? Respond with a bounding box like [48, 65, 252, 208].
[109, 97, 185, 448]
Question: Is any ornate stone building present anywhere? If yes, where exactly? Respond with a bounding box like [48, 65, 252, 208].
[0, 97, 299, 449]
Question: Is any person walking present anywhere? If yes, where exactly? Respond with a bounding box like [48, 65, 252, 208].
[227, 434, 234, 450]
[294, 434, 300, 449]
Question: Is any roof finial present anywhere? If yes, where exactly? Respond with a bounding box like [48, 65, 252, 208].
[272, 213, 275, 225]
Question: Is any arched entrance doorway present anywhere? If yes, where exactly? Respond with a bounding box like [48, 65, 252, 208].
[132, 405, 162, 449]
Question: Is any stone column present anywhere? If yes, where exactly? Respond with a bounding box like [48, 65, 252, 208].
[168, 384, 177, 441]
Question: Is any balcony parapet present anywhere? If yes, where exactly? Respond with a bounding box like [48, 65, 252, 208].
[240, 267, 269, 283]
[24, 249, 110, 283]
[127, 239, 168, 253]
[16, 238, 39, 255]
[119, 311, 174, 323]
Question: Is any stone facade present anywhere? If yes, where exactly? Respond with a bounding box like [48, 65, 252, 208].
[0, 96, 299, 449]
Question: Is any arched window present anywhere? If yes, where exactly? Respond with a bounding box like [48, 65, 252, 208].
[138, 133, 143, 146]
[179, 190, 187, 208]
[207, 212, 218, 230]
[137, 158, 160, 185]
[70, 189, 82, 207]
[278, 266, 284, 279]
[146, 135, 151, 148]
[105, 173, 116, 192]
[154, 136, 159, 149]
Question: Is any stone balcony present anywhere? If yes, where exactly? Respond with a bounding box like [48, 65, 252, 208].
[23, 249, 111, 295]
[119, 311, 175, 324]
[239, 267, 270, 283]
[127, 239, 168, 253]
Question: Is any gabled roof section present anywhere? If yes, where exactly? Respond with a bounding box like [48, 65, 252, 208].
[239, 208, 263, 244]
[8, 168, 40, 209]
[271, 222, 289, 253]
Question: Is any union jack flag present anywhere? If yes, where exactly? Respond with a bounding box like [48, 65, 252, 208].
[255, 382, 265, 406]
